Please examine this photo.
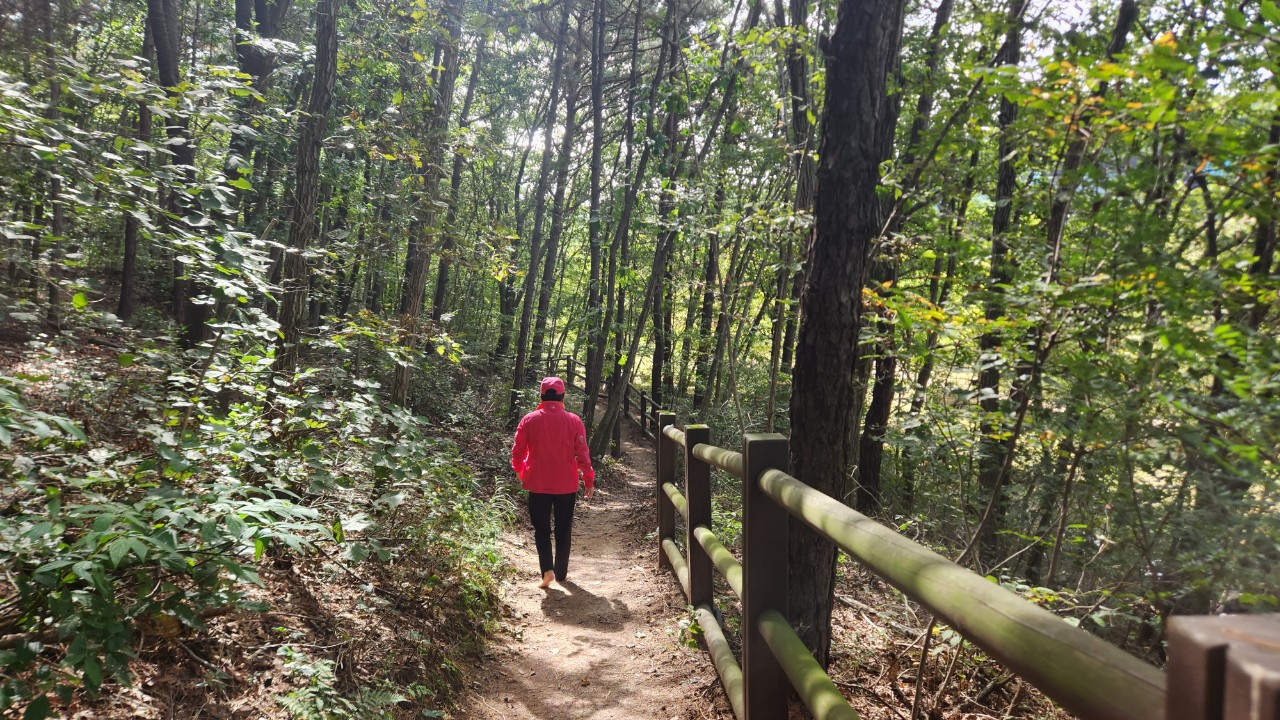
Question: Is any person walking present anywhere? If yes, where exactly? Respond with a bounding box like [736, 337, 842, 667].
[511, 376, 595, 588]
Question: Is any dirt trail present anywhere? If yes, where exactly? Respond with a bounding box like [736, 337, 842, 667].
[458, 422, 731, 720]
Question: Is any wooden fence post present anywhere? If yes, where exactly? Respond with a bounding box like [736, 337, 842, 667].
[640, 392, 649, 436]
[684, 424, 712, 610]
[742, 433, 789, 720]
[1167, 615, 1280, 720]
[611, 384, 623, 457]
[656, 411, 676, 571]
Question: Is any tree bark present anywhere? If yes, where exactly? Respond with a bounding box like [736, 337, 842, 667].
[390, 0, 464, 405]
[581, 0, 609, 428]
[119, 19, 156, 321]
[590, 0, 672, 454]
[974, 0, 1027, 571]
[787, 0, 905, 668]
[273, 0, 337, 375]
[529, 77, 581, 372]
[431, 29, 487, 322]
[853, 0, 957, 511]
[509, 0, 573, 425]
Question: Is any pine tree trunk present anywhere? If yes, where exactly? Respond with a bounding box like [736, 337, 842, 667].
[591, 0, 672, 451]
[390, 0, 463, 405]
[431, 28, 487, 322]
[509, 0, 572, 425]
[119, 20, 155, 321]
[581, 0, 609, 429]
[273, 0, 337, 376]
[530, 80, 580, 373]
[787, 0, 905, 668]
[975, 0, 1028, 571]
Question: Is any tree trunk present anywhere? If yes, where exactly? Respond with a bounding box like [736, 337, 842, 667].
[119, 19, 156, 321]
[787, 0, 905, 668]
[230, 0, 290, 218]
[40, 0, 63, 328]
[853, 0, 958, 511]
[431, 28, 487, 322]
[974, 0, 1027, 571]
[530, 78, 581, 374]
[390, 0, 463, 405]
[590, 0, 673, 451]
[509, 0, 573, 425]
[692, 184, 723, 410]
[273, 0, 337, 375]
[581, 0, 609, 429]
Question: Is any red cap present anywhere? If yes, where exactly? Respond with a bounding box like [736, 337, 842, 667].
[540, 377, 565, 396]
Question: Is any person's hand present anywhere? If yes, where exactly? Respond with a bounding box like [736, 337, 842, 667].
[583, 485, 594, 500]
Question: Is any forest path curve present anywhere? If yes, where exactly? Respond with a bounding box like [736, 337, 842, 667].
[457, 419, 731, 720]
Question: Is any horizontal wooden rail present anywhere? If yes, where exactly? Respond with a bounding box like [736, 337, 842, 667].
[758, 467, 1163, 720]
[643, 402, 1278, 720]
[663, 482, 688, 522]
[663, 424, 686, 447]
[696, 603, 745, 719]
[662, 537, 690, 598]
[758, 609, 858, 720]
[692, 442, 744, 477]
[693, 526, 742, 599]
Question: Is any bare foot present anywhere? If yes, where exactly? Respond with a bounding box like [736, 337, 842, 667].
[537, 570, 554, 589]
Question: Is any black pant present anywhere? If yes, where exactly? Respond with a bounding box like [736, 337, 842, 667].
[528, 492, 576, 581]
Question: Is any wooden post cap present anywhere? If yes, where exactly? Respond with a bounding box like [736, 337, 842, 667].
[1167, 614, 1280, 720]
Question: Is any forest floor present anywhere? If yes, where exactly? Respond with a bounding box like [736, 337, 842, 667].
[455, 420, 737, 720]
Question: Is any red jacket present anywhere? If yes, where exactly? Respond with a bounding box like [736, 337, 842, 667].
[511, 401, 595, 494]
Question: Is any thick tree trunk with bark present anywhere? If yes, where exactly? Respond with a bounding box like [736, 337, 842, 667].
[787, 0, 905, 668]
[273, 0, 337, 375]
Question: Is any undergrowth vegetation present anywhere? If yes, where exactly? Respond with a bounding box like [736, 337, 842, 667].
[0, 306, 516, 719]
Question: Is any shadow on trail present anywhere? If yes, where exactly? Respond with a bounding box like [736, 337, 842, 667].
[539, 580, 631, 630]
[479, 646, 639, 719]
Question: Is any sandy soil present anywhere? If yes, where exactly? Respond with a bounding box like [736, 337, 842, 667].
[457, 423, 734, 720]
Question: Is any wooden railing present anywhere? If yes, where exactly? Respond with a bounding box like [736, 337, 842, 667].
[558, 357, 666, 451]
[643, 409, 1280, 720]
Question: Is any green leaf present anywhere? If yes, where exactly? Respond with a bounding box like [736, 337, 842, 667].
[116, 353, 136, 367]
[1261, 1, 1280, 25]
[72, 292, 88, 309]
[83, 654, 102, 689]
[227, 177, 253, 191]
[107, 539, 130, 567]
[343, 542, 370, 564]
[23, 695, 51, 720]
